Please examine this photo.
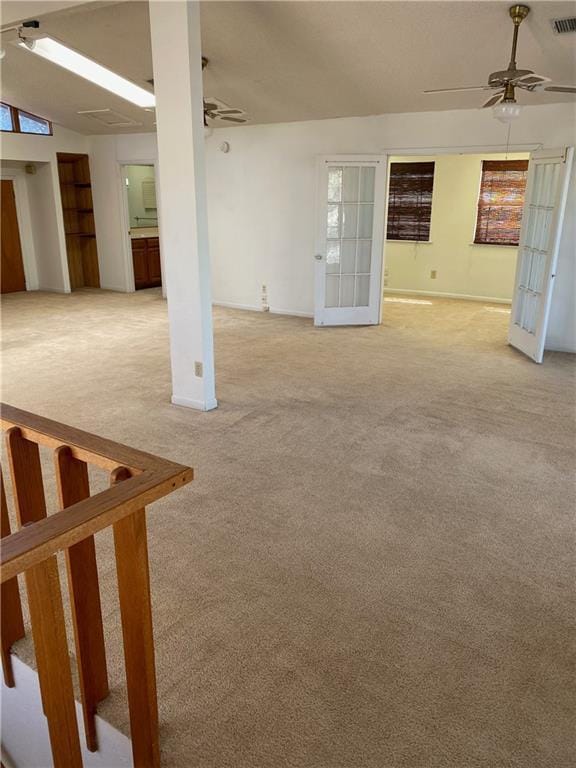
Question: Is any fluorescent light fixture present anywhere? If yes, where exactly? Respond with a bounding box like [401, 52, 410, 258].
[17, 36, 155, 109]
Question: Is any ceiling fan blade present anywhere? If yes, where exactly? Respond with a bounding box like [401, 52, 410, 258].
[423, 86, 493, 94]
[217, 109, 244, 115]
[544, 85, 576, 93]
[512, 73, 551, 87]
[482, 91, 505, 108]
[204, 102, 219, 111]
[219, 116, 247, 123]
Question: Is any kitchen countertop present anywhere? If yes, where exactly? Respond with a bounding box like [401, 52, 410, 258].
[130, 227, 159, 239]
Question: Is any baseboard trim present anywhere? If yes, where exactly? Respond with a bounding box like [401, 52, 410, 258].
[544, 344, 576, 354]
[171, 395, 218, 412]
[269, 307, 313, 318]
[213, 301, 313, 319]
[384, 289, 512, 305]
[100, 283, 133, 293]
[213, 301, 260, 312]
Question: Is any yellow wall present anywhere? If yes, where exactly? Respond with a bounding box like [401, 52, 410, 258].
[384, 152, 529, 302]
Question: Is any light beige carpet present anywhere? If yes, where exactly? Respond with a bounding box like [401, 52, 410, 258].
[1, 289, 575, 768]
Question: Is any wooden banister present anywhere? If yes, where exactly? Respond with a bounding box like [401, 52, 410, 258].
[0, 404, 193, 768]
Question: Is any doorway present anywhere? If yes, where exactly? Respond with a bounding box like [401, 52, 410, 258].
[314, 147, 573, 363]
[123, 164, 162, 290]
[1, 179, 26, 293]
[383, 151, 528, 309]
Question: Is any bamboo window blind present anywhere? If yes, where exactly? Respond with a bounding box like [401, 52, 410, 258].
[474, 160, 529, 246]
[386, 162, 435, 242]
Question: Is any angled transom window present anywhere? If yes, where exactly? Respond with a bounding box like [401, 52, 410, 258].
[474, 160, 529, 246]
[386, 162, 435, 242]
[0, 102, 52, 135]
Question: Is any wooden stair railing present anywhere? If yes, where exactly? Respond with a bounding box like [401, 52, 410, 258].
[0, 404, 193, 768]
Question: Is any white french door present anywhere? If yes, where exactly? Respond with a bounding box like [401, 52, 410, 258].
[509, 147, 574, 363]
[314, 156, 387, 326]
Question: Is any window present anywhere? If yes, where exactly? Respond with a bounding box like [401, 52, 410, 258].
[1, 103, 13, 132]
[386, 162, 435, 242]
[0, 103, 52, 135]
[474, 160, 528, 246]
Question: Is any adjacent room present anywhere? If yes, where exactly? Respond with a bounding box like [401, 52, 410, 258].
[1, 2, 575, 768]
[124, 164, 162, 289]
[381, 152, 530, 347]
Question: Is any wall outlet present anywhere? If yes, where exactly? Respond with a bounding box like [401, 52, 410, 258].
[194, 361, 203, 378]
[261, 284, 269, 312]
[430, 270, 437, 279]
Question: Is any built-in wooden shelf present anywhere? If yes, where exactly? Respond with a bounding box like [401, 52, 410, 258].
[57, 152, 100, 290]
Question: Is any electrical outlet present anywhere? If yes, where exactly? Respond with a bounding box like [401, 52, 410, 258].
[194, 361, 203, 378]
[430, 270, 437, 279]
[261, 284, 267, 293]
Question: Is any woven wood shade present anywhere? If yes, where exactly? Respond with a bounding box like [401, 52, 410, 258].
[386, 162, 435, 241]
[474, 160, 529, 246]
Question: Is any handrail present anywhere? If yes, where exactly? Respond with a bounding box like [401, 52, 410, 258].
[0, 403, 193, 768]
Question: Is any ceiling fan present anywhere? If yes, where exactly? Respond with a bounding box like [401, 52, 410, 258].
[202, 57, 247, 126]
[423, 4, 576, 118]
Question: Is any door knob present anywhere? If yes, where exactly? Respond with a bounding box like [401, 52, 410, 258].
[314, 254, 323, 261]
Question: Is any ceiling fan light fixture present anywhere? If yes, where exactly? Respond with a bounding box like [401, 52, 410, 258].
[493, 101, 522, 123]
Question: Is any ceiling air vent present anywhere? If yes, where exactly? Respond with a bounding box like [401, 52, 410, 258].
[77, 109, 141, 127]
[551, 16, 576, 34]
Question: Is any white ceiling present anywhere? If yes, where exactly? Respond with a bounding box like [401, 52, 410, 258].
[1, 0, 575, 135]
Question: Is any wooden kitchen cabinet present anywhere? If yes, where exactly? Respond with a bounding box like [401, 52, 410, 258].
[132, 237, 162, 289]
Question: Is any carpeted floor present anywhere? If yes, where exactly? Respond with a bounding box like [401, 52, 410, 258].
[1, 288, 575, 768]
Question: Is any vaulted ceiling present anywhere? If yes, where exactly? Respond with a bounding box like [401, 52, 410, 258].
[2, 0, 575, 134]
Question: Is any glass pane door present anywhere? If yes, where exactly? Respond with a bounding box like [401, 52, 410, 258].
[324, 165, 375, 309]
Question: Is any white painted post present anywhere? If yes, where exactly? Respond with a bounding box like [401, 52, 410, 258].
[149, 0, 217, 411]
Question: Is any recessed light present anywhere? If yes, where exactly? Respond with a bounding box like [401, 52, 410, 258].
[17, 36, 155, 109]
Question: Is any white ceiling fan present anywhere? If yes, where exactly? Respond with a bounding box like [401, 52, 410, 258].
[202, 57, 247, 126]
[423, 4, 576, 120]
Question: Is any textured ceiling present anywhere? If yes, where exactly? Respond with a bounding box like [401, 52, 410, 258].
[1, 0, 575, 135]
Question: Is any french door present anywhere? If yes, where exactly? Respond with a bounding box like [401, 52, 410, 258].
[314, 156, 387, 326]
[509, 147, 573, 362]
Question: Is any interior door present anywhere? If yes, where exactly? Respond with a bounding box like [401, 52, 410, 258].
[1, 180, 27, 293]
[314, 156, 386, 326]
[509, 147, 574, 363]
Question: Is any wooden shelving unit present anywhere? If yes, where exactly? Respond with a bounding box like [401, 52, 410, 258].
[57, 153, 100, 290]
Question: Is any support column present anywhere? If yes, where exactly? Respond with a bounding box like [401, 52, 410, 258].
[149, 0, 217, 411]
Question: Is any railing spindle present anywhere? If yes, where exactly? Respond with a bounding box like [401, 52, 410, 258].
[55, 445, 109, 752]
[1, 405, 192, 768]
[0, 466, 25, 687]
[111, 466, 160, 768]
[6, 427, 83, 768]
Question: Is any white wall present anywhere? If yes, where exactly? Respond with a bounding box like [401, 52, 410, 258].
[385, 152, 529, 303]
[1, 126, 91, 292]
[27, 162, 71, 291]
[89, 134, 159, 291]
[0, 162, 39, 290]
[83, 103, 575, 351]
[2, 655, 131, 768]
[201, 102, 576, 351]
